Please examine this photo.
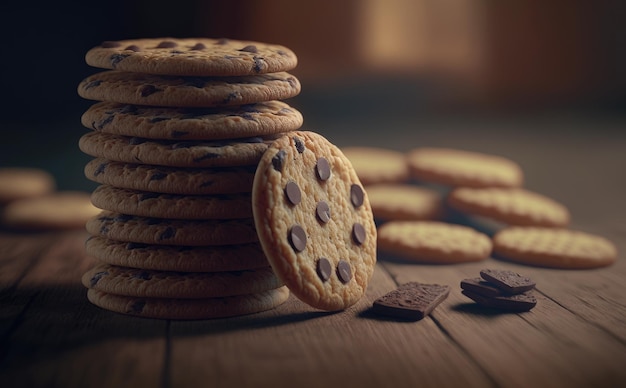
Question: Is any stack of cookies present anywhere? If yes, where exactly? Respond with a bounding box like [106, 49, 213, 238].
[77, 37, 304, 319]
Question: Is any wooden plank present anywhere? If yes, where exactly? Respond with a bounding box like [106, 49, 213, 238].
[168, 263, 495, 388]
[381, 256, 626, 388]
[0, 231, 168, 388]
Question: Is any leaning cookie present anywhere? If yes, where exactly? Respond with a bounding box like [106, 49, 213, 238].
[78, 70, 301, 108]
[252, 131, 377, 311]
[492, 226, 617, 269]
[81, 101, 303, 141]
[447, 187, 570, 227]
[85, 38, 298, 76]
[406, 147, 524, 188]
[86, 287, 290, 320]
[377, 221, 492, 264]
[341, 146, 410, 185]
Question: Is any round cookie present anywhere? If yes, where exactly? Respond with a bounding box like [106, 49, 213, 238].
[86, 286, 290, 320]
[90, 185, 252, 219]
[86, 211, 258, 246]
[406, 147, 524, 188]
[492, 226, 617, 269]
[81, 101, 303, 141]
[448, 187, 570, 227]
[85, 38, 298, 76]
[365, 184, 444, 221]
[252, 131, 377, 311]
[79, 132, 275, 168]
[84, 158, 256, 195]
[0, 167, 56, 203]
[377, 221, 492, 264]
[85, 237, 269, 272]
[341, 146, 410, 185]
[1, 191, 100, 230]
[82, 263, 283, 299]
[78, 70, 301, 108]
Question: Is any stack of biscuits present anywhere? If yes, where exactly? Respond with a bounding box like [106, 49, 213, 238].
[77, 37, 303, 319]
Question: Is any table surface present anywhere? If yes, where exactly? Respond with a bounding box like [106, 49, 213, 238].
[1, 110, 625, 388]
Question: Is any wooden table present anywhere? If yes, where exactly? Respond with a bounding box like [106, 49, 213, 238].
[1, 113, 625, 387]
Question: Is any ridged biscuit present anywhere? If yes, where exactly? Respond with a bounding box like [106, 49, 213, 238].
[341, 146, 410, 185]
[87, 287, 290, 320]
[253, 131, 377, 311]
[90, 185, 252, 219]
[78, 70, 301, 108]
[81, 101, 303, 140]
[86, 211, 258, 246]
[85, 38, 297, 76]
[365, 184, 444, 221]
[84, 158, 256, 195]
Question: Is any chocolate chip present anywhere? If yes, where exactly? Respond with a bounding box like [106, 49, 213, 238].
[315, 157, 331, 181]
[101, 41, 121, 48]
[110, 53, 130, 67]
[253, 56, 265, 72]
[84, 80, 102, 90]
[293, 136, 305, 153]
[272, 150, 286, 172]
[94, 162, 107, 176]
[336, 260, 352, 284]
[288, 225, 307, 252]
[316, 201, 331, 223]
[127, 300, 146, 314]
[90, 271, 109, 287]
[284, 181, 301, 205]
[216, 38, 229, 45]
[352, 223, 366, 245]
[350, 184, 364, 208]
[95, 115, 115, 130]
[239, 45, 258, 53]
[157, 40, 178, 48]
[140, 85, 160, 97]
[316, 258, 332, 282]
[223, 92, 241, 104]
[124, 45, 141, 52]
[190, 43, 206, 50]
[150, 172, 167, 181]
[159, 227, 176, 241]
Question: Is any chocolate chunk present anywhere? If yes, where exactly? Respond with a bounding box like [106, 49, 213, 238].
[253, 56, 265, 72]
[316, 258, 332, 282]
[293, 136, 305, 153]
[350, 184, 364, 208]
[462, 290, 537, 312]
[156, 40, 178, 48]
[150, 172, 167, 181]
[272, 150, 286, 172]
[336, 260, 352, 284]
[316, 201, 331, 223]
[372, 282, 451, 320]
[480, 269, 536, 294]
[460, 278, 502, 297]
[140, 85, 160, 97]
[95, 114, 115, 130]
[352, 223, 366, 245]
[127, 300, 146, 314]
[193, 152, 220, 162]
[239, 45, 258, 53]
[159, 227, 176, 241]
[84, 80, 102, 89]
[110, 53, 130, 67]
[315, 157, 331, 181]
[288, 224, 307, 252]
[190, 43, 206, 50]
[124, 45, 141, 52]
[90, 271, 109, 287]
[284, 181, 301, 205]
[94, 162, 107, 176]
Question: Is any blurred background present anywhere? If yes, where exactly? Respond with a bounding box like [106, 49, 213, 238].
[1, 0, 625, 206]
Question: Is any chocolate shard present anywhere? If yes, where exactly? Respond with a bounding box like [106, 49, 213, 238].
[372, 282, 450, 320]
[462, 290, 537, 312]
[460, 277, 503, 297]
[479, 269, 536, 294]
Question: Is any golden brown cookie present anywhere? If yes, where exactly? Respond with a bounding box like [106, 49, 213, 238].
[447, 187, 570, 227]
[365, 184, 444, 221]
[406, 147, 524, 188]
[377, 221, 492, 263]
[252, 131, 377, 311]
[492, 226, 617, 269]
[341, 146, 410, 185]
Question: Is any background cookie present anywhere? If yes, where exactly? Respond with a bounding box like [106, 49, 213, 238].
[448, 187, 571, 227]
[79, 132, 275, 168]
[78, 70, 301, 108]
[87, 286, 290, 320]
[85, 237, 270, 272]
[82, 101, 303, 140]
[377, 221, 492, 263]
[253, 131, 377, 311]
[86, 211, 258, 246]
[84, 158, 256, 195]
[85, 38, 298, 76]
[90, 185, 252, 219]
[406, 147, 524, 188]
[365, 184, 444, 221]
[0, 167, 56, 203]
[341, 146, 410, 185]
[83, 263, 283, 298]
[492, 226, 617, 269]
